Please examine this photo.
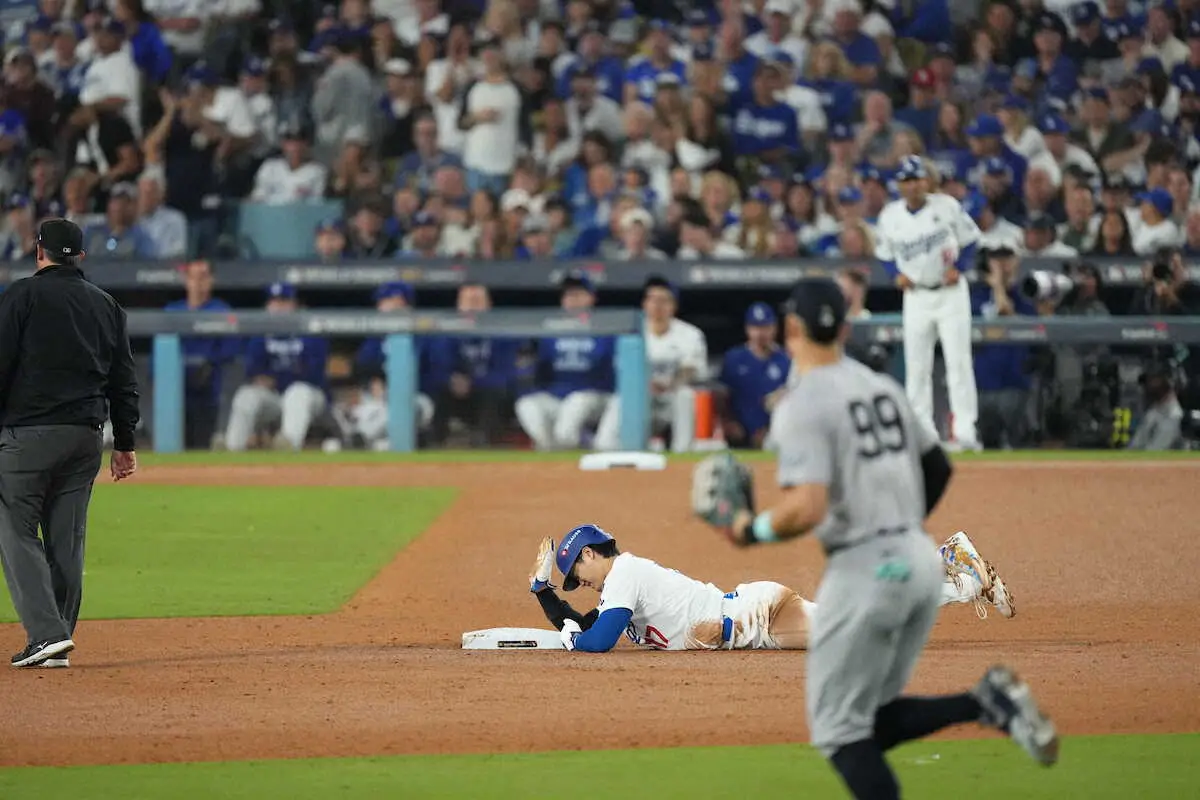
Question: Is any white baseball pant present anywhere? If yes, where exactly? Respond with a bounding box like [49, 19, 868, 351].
[350, 393, 434, 447]
[592, 387, 696, 453]
[515, 390, 609, 450]
[902, 280, 979, 445]
[224, 382, 327, 451]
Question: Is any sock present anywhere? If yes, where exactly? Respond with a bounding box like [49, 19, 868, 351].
[939, 572, 982, 606]
[874, 695, 984, 751]
[830, 739, 899, 800]
[802, 599, 818, 619]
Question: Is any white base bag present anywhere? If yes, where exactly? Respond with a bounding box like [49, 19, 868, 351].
[461, 627, 563, 650]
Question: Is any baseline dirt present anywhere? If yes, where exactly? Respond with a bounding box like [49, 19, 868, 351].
[1, 460, 1197, 767]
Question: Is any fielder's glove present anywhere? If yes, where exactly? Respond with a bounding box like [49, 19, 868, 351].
[529, 536, 555, 593]
[560, 618, 582, 651]
[691, 453, 756, 546]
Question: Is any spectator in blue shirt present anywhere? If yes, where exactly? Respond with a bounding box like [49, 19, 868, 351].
[225, 283, 331, 451]
[717, 18, 760, 112]
[558, 23, 625, 103]
[623, 21, 687, 105]
[81, 182, 158, 259]
[731, 61, 799, 168]
[427, 282, 519, 446]
[1028, 13, 1078, 97]
[894, 67, 940, 147]
[1066, 2, 1120, 64]
[970, 247, 1035, 449]
[393, 112, 462, 195]
[829, 0, 882, 87]
[718, 302, 790, 449]
[797, 40, 859, 125]
[162, 260, 238, 449]
[112, 0, 172, 85]
[964, 113, 1028, 197]
[976, 156, 1025, 224]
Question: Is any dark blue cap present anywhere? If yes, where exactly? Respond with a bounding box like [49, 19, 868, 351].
[1000, 93, 1028, 110]
[648, 19, 671, 31]
[895, 155, 926, 181]
[962, 190, 988, 221]
[758, 163, 785, 181]
[686, 9, 711, 26]
[783, 278, 846, 345]
[1188, 17, 1200, 38]
[982, 156, 1011, 177]
[267, 282, 297, 300]
[1115, 19, 1143, 39]
[100, 15, 125, 35]
[373, 281, 414, 304]
[1033, 11, 1064, 33]
[320, 3, 338, 18]
[1137, 56, 1165, 75]
[556, 524, 615, 591]
[242, 56, 267, 76]
[829, 123, 854, 142]
[1038, 113, 1069, 134]
[692, 41, 715, 61]
[929, 41, 955, 59]
[1130, 108, 1168, 135]
[838, 185, 863, 204]
[560, 270, 595, 294]
[315, 216, 344, 233]
[1072, 1, 1100, 24]
[1177, 70, 1200, 94]
[1136, 187, 1174, 217]
[29, 14, 54, 32]
[965, 114, 1003, 137]
[411, 210, 437, 227]
[745, 301, 777, 326]
[747, 186, 772, 204]
[1085, 86, 1110, 102]
[7, 192, 30, 210]
[1015, 58, 1038, 80]
[268, 17, 294, 33]
[186, 60, 218, 87]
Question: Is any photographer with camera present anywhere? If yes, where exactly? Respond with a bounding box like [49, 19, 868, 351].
[1130, 247, 1198, 316]
[1127, 365, 1185, 451]
[970, 246, 1036, 448]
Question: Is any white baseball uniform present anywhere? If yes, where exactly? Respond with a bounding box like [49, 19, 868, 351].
[594, 319, 709, 453]
[874, 193, 982, 447]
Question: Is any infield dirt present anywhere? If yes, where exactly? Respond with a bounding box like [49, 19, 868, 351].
[1, 460, 1197, 767]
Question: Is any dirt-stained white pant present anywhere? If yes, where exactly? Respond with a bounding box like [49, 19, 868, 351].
[514, 390, 609, 450]
[902, 280, 979, 444]
[347, 394, 434, 446]
[592, 387, 696, 453]
[225, 382, 327, 451]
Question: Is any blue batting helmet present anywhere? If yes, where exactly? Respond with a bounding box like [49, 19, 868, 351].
[556, 524, 615, 591]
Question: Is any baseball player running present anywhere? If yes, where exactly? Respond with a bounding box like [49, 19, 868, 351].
[528, 524, 1014, 654]
[693, 278, 1057, 798]
[875, 155, 982, 451]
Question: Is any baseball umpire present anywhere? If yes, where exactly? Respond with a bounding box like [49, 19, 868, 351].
[692, 278, 1057, 799]
[0, 218, 139, 669]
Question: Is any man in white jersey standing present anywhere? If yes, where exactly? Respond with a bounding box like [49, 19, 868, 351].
[697, 279, 1057, 798]
[875, 155, 982, 450]
[595, 276, 708, 453]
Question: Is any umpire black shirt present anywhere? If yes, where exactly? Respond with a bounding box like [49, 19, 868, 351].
[0, 265, 140, 450]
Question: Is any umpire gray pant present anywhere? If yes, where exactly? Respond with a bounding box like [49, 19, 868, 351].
[0, 425, 103, 644]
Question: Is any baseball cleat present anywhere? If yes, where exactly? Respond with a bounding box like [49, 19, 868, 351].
[529, 536, 555, 593]
[942, 531, 990, 586]
[972, 665, 1059, 766]
[983, 562, 1016, 619]
[11, 637, 74, 668]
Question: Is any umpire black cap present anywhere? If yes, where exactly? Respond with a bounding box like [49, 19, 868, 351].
[36, 218, 85, 261]
[783, 278, 846, 345]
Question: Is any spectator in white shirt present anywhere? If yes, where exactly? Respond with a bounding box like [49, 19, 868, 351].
[1132, 187, 1182, 255]
[1023, 214, 1079, 258]
[423, 23, 476, 156]
[73, 16, 140, 138]
[1143, 4, 1189, 72]
[564, 68, 624, 147]
[745, 0, 809, 67]
[677, 202, 746, 259]
[239, 56, 277, 160]
[136, 166, 187, 258]
[615, 206, 667, 259]
[963, 191, 1025, 253]
[185, 61, 257, 162]
[142, 0, 208, 59]
[459, 38, 523, 196]
[1028, 113, 1100, 187]
[249, 122, 328, 205]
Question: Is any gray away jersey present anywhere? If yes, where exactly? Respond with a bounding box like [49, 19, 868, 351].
[768, 357, 939, 552]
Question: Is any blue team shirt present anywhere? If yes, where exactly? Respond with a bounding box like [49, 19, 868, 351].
[356, 336, 441, 394]
[535, 336, 616, 398]
[833, 33, 882, 66]
[624, 57, 687, 104]
[721, 51, 760, 112]
[719, 345, 790, 438]
[731, 102, 799, 157]
[557, 55, 625, 102]
[797, 78, 858, 125]
[958, 146, 1029, 197]
[163, 298, 239, 403]
[245, 335, 330, 394]
[894, 103, 939, 148]
[970, 286, 1034, 392]
[128, 21, 172, 83]
[426, 336, 519, 391]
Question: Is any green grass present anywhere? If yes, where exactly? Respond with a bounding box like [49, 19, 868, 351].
[0, 735, 1194, 799]
[132, 448, 1200, 467]
[0, 485, 455, 621]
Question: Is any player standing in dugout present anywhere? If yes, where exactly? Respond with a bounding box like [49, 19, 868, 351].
[0, 218, 140, 669]
[696, 278, 1057, 799]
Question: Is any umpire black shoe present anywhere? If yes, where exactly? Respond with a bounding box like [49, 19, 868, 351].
[972, 665, 1060, 766]
[11, 637, 75, 668]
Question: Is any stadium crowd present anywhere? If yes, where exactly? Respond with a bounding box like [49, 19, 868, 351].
[0, 0, 1198, 263]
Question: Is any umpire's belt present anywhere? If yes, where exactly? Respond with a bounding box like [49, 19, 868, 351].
[720, 591, 738, 649]
[824, 525, 911, 557]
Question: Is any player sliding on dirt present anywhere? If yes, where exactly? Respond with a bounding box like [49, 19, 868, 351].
[530, 524, 1014, 652]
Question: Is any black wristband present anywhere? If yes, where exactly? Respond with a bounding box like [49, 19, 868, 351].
[738, 519, 756, 546]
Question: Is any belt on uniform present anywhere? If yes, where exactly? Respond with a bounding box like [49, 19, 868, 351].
[720, 591, 738, 647]
[824, 525, 911, 557]
[911, 282, 947, 291]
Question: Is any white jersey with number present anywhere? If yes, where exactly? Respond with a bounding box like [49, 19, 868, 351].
[645, 318, 708, 387]
[598, 553, 724, 651]
[874, 193, 981, 288]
